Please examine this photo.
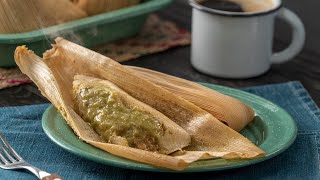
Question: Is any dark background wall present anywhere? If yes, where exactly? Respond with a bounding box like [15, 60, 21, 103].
[276, 0, 319, 54]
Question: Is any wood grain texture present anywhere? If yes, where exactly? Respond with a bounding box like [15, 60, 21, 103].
[0, 0, 319, 107]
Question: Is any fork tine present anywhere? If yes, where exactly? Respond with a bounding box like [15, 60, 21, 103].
[0, 143, 16, 162]
[0, 153, 9, 164]
[0, 133, 22, 161]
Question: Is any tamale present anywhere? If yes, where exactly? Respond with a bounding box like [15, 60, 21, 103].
[128, 66, 255, 132]
[14, 46, 190, 170]
[70, 0, 141, 15]
[0, 0, 87, 34]
[73, 75, 191, 154]
[15, 37, 265, 170]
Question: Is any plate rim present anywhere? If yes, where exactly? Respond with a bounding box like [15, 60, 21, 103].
[42, 83, 297, 173]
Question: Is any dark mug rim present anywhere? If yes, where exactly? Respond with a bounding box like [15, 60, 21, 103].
[189, 0, 282, 17]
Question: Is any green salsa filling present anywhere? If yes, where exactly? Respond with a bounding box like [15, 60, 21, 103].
[74, 84, 164, 152]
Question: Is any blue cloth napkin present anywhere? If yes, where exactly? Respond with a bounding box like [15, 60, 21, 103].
[0, 81, 319, 180]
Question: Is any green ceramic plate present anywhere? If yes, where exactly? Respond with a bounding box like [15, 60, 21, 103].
[42, 83, 297, 172]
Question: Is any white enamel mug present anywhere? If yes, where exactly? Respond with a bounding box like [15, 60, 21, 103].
[190, 0, 305, 78]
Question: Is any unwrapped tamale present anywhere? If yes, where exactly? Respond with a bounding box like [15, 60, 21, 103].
[14, 37, 265, 170]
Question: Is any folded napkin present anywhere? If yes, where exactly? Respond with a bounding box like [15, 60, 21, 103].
[0, 81, 319, 179]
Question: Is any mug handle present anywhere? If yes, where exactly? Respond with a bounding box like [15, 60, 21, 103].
[271, 8, 306, 64]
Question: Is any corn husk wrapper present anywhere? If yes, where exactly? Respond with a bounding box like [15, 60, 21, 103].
[127, 66, 255, 132]
[70, 0, 141, 15]
[15, 38, 265, 170]
[0, 0, 87, 34]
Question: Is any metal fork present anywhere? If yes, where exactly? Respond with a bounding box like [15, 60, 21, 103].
[0, 133, 62, 180]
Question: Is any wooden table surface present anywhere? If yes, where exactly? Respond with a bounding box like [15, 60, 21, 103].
[1, 0, 319, 107]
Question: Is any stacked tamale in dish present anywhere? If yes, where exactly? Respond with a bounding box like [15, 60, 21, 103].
[0, 0, 141, 34]
[14, 37, 266, 170]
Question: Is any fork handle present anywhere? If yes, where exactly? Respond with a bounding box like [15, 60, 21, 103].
[21, 164, 62, 180]
[41, 174, 62, 180]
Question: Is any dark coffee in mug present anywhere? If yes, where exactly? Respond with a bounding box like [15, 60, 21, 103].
[198, 0, 274, 13]
[200, 0, 244, 12]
